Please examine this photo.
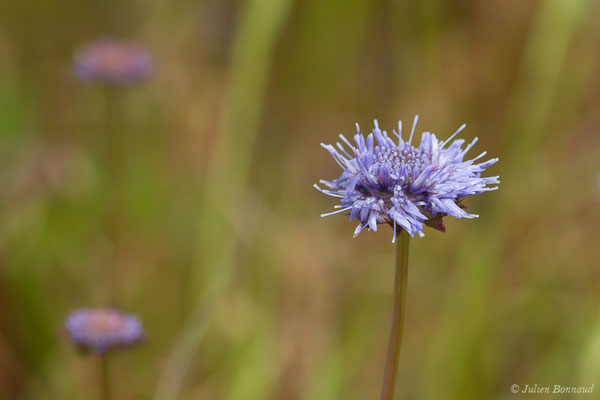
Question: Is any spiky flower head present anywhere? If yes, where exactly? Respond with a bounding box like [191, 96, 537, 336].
[315, 116, 499, 240]
[73, 38, 153, 86]
[64, 308, 145, 354]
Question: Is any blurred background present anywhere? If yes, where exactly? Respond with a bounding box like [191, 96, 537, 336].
[1, 0, 600, 399]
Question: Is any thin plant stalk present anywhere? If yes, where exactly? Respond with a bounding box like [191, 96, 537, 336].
[380, 229, 410, 400]
[105, 86, 125, 241]
[104, 86, 125, 299]
[100, 355, 110, 400]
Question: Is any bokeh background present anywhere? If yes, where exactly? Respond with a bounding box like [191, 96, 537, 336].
[1, 0, 600, 399]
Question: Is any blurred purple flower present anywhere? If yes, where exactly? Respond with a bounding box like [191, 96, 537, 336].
[315, 116, 499, 240]
[65, 308, 145, 354]
[73, 38, 153, 86]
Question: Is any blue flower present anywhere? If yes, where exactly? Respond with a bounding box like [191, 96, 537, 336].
[73, 38, 153, 86]
[65, 308, 145, 354]
[315, 116, 499, 240]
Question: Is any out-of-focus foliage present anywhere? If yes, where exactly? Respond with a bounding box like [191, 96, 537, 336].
[0, 0, 599, 399]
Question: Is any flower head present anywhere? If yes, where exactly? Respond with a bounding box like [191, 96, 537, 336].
[315, 116, 499, 239]
[73, 38, 153, 86]
[64, 308, 145, 354]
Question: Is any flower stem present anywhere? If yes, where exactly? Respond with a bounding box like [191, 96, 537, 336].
[100, 355, 110, 400]
[105, 87, 125, 237]
[104, 86, 125, 300]
[380, 229, 410, 400]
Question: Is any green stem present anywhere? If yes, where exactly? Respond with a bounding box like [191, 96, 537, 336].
[100, 355, 110, 400]
[380, 229, 410, 400]
[104, 86, 125, 300]
[105, 87, 125, 239]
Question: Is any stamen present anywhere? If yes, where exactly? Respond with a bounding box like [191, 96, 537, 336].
[442, 123, 466, 148]
[321, 206, 352, 218]
[408, 115, 419, 145]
